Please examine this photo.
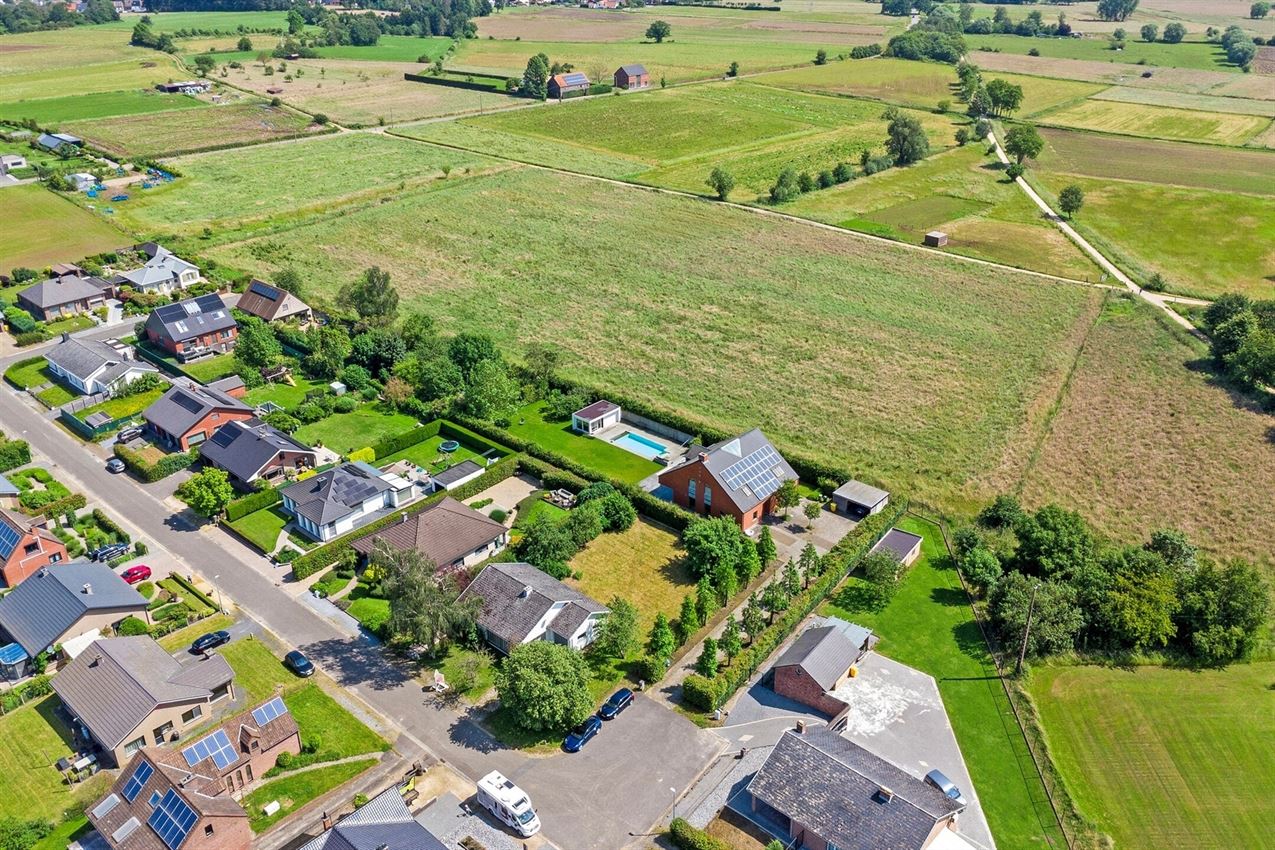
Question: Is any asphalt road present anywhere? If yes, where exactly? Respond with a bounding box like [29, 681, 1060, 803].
[0, 378, 722, 850]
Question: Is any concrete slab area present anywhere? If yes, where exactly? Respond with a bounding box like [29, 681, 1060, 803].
[468, 472, 539, 517]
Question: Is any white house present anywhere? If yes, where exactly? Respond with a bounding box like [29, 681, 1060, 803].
[68, 173, 96, 191]
[459, 562, 609, 654]
[571, 399, 621, 435]
[43, 335, 159, 396]
[279, 462, 413, 542]
[0, 155, 26, 174]
[116, 243, 200, 295]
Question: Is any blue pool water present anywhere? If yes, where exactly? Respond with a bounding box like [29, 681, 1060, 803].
[611, 430, 666, 460]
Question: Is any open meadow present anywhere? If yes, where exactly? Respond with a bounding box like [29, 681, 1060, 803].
[0, 89, 206, 125]
[966, 51, 1272, 99]
[0, 185, 128, 272]
[0, 57, 182, 105]
[1091, 86, 1275, 118]
[1036, 98, 1273, 146]
[965, 33, 1235, 72]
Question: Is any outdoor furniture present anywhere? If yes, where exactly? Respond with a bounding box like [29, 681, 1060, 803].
[431, 671, 448, 693]
[548, 488, 576, 508]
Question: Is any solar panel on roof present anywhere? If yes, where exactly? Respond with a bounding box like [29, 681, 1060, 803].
[0, 520, 20, 559]
[249, 281, 280, 300]
[181, 728, 237, 770]
[171, 391, 206, 415]
[209, 426, 237, 448]
[147, 789, 198, 850]
[251, 695, 288, 726]
[121, 760, 153, 802]
[720, 444, 785, 501]
[182, 301, 199, 315]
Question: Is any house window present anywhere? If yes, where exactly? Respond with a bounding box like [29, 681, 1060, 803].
[704, 486, 712, 508]
[152, 721, 174, 745]
[49, 552, 62, 564]
[24, 542, 38, 555]
[181, 706, 203, 724]
[245, 764, 253, 782]
[149, 790, 162, 807]
[687, 479, 696, 503]
[211, 684, 230, 702]
[123, 737, 146, 756]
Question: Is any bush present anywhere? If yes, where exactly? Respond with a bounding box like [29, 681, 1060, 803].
[113, 443, 198, 482]
[0, 817, 53, 850]
[668, 818, 733, 850]
[489, 508, 507, 523]
[850, 43, 882, 59]
[3, 306, 37, 334]
[225, 487, 282, 522]
[117, 616, 150, 636]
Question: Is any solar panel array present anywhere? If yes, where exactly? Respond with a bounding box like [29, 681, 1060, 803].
[121, 760, 153, 802]
[720, 445, 785, 501]
[0, 520, 20, 560]
[147, 789, 197, 850]
[250, 281, 280, 301]
[251, 695, 288, 726]
[182, 729, 237, 770]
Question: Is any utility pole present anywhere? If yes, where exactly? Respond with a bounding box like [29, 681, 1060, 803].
[1015, 581, 1040, 677]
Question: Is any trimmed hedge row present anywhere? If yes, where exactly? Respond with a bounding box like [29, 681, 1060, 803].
[113, 443, 198, 482]
[368, 420, 441, 459]
[92, 508, 131, 543]
[668, 818, 732, 850]
[31, 492, 86, 519]
[438, 419, 511, 458]
[288, 454, 521, 580]
[0, 439, 32, 473]
[681, 497, 909, 711]
[169, 573, 219, 612]
[3, 356, 45, 390]
[226, 487, 282, 522]
[403, 71, 508, 93]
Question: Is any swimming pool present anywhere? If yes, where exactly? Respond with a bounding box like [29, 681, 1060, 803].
[611, 430, 666, 461]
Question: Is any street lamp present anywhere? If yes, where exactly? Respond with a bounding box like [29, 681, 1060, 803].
[212, 575, 225, 614]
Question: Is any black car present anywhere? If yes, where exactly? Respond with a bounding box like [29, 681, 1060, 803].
[598, 688, 633, 720]
[191, 630, 231, 654]
[284, 650, 315, 677]
[89, 542, 130, 562]
[563, 716, 602, 753]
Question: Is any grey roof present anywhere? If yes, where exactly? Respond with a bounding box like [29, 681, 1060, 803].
[618, 63, 648, 75]
[198, 418, 315, 482]
[143, 382, 251, 438]
[431, 459, 483, 488]
[298, 787, 446, 850]
[774, 617, 873, 690]
[144, 293, 233, 344]
[18, 274, 108, 309]
[52, 636, 233, 750]
[459, 562, 607, 647]
[351, 497, 505, 566]
[670, 428, 797, 513]
[0, 562, 147, 656]
[281, 462, 394, 526]
[37, 132, 80, 149]
[0, 474, 16, 497]
[44, 337, 157, 385]
[747, 727, 963, 850]
[834, 479, 890, 510]
[871, 528, 924, 563]
[118, 246, 197, 291]
[573, 399, 618, 421]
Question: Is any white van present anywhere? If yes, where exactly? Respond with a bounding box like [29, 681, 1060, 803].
[476, 770, 541, 837]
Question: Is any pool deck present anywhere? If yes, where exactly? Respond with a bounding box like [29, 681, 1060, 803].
[596, 421, 688, 492]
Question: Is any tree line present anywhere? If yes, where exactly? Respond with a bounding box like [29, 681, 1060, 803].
[1199, 293, 1275, 396]
[1, 0, 116, 34]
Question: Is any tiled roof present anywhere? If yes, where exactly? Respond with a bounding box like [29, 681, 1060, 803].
[198, 418, 315, 482]
[143, 383, 251, 439]
[18, 274, 108, 308]
[298, 787, 446, 850]
[459, 562, 607, 647]
[235, 280, 310, 322]
[0, 562, 147, 656]
[143, 293, 233, 344]
[773, 619, 867, 690]
[281, 463, 393, 526]
[350, 497, 504, 566]
[663, 428, 797, 513]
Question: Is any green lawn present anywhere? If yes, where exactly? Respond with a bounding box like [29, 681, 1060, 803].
[507, 402, 660, 484]
[217, 637, 294, 704]
[294, 404, 420, 454]
[242, 759, 380, 832]
[1030, 662, 1275, 850]
[0, 697, 114, 823]
[344, 584, 390, 635]
[377, 433, 485, 472]
[965, 33, 1237, 72]
[228, 505, 290, 554]
[73, 387, 164, 424]
[181, 352, 240, 383]
[0, 89, 206, 124]
[821, 517, 1065, 849]
[32, 817, 92, 850]
[420, 645, 498, 702]
[243, 376, 325, 409]
[283, 684, 390, 758]
[157, 612, 235, 652]
[0, 184, 128, 272]
[43, 315, 96, 335]
[35, 383, 78, 408]
[567, 518, 693, 634]
[4, 359, 54, 390]
[513, 495, 568, 530]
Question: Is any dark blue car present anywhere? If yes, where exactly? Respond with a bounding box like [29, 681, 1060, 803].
[284, 650, 315, 677]
[563, 716, 602, 753]
[191, 630, 231, 654]
[598, 688, 633, 720]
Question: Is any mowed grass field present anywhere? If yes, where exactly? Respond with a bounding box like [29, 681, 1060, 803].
[206, 166, 1104, 517]
[0, 89, 205, 124]
[964, 33, 1236, 71]
[62, 101, 321, 158]
[1030, 661, 1275, 850]
[1092, 85, 1275, 118]
[1038, 98, 1273, 146]
[567, 518, 694, 634]
[0, 57, 183, 104]
[0, 185, 127, 271]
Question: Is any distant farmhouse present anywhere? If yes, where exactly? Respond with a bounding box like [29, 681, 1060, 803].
[614, 64, 650, 89]
[548, 71, 590, 98]
[235, 280, 312, 324]
[36, 132, 81, 152]
[156, 80, 212, 95]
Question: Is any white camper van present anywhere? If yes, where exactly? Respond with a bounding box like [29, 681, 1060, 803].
[476, 770, 541, 837]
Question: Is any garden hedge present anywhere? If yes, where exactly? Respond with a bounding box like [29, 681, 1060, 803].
[91, 508, 131, 543]
[32, 492, 86, 519]
[225, 487, 282, 522]
[368, 419, 442, 459]
[668, 818, 733, 850]
[681, 497, 909, 711]
[0, 439, 32, 472]
[169, 573, 219, 612]
[113, 443, 198, 482]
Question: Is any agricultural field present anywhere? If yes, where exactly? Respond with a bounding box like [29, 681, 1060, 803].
[103, 131, 503, 237]
[188, 34, 454, 65]
[0, 24, 162, 77]
[965, 33, 1236, 71]
[0, 58, 184, 105]
[1030, 661, 1275, 850]
[967, 51, 1266, 97]
[96, 10, 294, 31]
[1092, 86, 1275, 118]
[0, 185, 127, 272]
[206, 166, 1106, 517]
[0, 89, 206, 125]
[394, 120, 646, 179]
[63, 100, 322, 159]
[1037, 98, 1273, 146]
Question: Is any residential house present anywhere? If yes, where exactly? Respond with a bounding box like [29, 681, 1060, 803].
[280, 462, 413, 542]
[571, 399, 621, 435]
[770, 617, 877, 717]
[69, 172, 97, 191]
[741, 726, 967, 850]
[459, 562, 608, 654]
[0, 562, 147, 680]
[832, 480, 889, 519]
[119, 244, 201, 296]
[613, 64, 650, 89]
[53, 636, 235, 767]
[657, 428, 798, 532]
[36, 132, 81, 152]
[0, 507, 68, 588]
[351, 496, 508, 570]
[198, 419, 317, 488]
[234, 280, 312, 325]
[870, 527, 924, 567]
[176, 695, 301, 797]
[298, 786, 447, 850]
[17, 273, 111, 321]
[0, 154, 27, 174]
[548, 71, 590, 98]
[44, 334, 159, 395]
[143, 378, 254, 451]
[144, 294, 236, 362]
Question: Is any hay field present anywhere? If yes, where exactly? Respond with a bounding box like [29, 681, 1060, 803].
[96, 10, 293, 31]
[0, 89, 206, 125]
[0, 26, 157, 75]
[1038, 99, 1272, 145]
[206, 166, 1104, 517]
[966, 34, 1234, 71]
[1092, 86, 1275, 117]
[967, 51, 1262, 96]
[63, 101, 320, 158]
[0, 185, 128, 271]
[0, 58, 182, 104]
[1018, 298, 1275, 566]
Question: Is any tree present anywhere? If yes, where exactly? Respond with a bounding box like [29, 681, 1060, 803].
[962, 546, 1003, 592]
[676, 594, 700, 643]
[463, 358, 520, 421]
[720, 616, 742, 661]
[0, 818, 52, 850]
[695, 576, 718, 624]
[727, 60, 739, 77]
[382, 375, 413, 407]
[798, 543, 821, 588]
[1162, 21, 1187, 42]
[648, 613, 677, 658]
[967, 86, 992, 117]
[193, 54, 216, 76]
[304, 324, 351, 378]
[264, 411, 300, 433]
[1100, 550, 1179, 651]
[1178, 559, 1270, 663]
[375, 542, 478, 648]
[518, 513, 575, 574]
[273, 266, 302, 298]
[237, 35, 253, 51]
[1211, 310, 1259, 363]
[885, 112, 930, 165]
[1003, 124, 1044, 165]
[523, 341, 558, 392]
[1014, 504, 1097, 580]
[337, 266, 399, 327]
[1140, 22, 1158, 41]
[814, 48, 828, 65]
[595, 491, 637, 532]
[1252, 1, 1270, 17]
[768, 168, 801, 204]
[233, 315, 281, 368]
[706, 167, 735, 201]
[287, 7, 305, 34]
[683, 516, 751, 598]
[802, 500, 822, 527]
[985, 78, 1024, 116]
[522, 52, 549, 100]
[1057, 184, 1085, 218]
[645, 20, 671, 42]
[595, 597, 638, 659]
[741, 593, 766, 643]
[1202, 292, 1252, 335]
[694, 637, 719, 677]
[1229, 326, 1275, 387]
[954, 127, 971, 146]
[761, 582, 789, 623]
[448, 332, 500, 379]
[977, 494, 1023, 529]
[989, 573, 1084, 658]
[410, 356, 464, 402]
[176, 468, 234, 518]
[882, 0, 912, 15]
[756, 526, 776, 567]
[782, 560, 801, 597]
[775, 479, 800, 518]
[496, 641, 592, 731]
[1096, 0, 1139, 21]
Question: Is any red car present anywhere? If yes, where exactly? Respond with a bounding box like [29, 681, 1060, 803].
[120, 565, 151, 585]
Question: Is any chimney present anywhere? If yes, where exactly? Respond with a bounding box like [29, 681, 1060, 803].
[399, 511, 408, 524]
[698, 451, 708, 462]
[179, 772, 195, 787]
[82, 582, 92, 595]
[321, 811, 332, 831]
[519, 585, 533, 599]
[795, 719, 806, 734]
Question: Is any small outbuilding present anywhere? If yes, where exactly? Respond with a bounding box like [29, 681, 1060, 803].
[68, 172, 97, 191]
[770, 616, 877, 716]
[571, 400, 621, 435]
[870, 527, 924, 567]
[613, 64, 650, 90]
[831, 479, 889, 518]
[924, 230, 949, 247]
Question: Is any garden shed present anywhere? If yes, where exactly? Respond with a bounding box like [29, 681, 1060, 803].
[831, 479, 889, 518]
[571, 400, 621, 435]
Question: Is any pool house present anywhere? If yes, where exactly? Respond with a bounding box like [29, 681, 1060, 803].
[572, 400, 622, 435]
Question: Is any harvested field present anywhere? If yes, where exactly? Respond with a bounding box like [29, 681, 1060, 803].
[1038, 127, 1275, 195]
[0, 184, 128, 271]
[0, 89, 206, 124]
[1092, 86, 1275, 117]
[1247, 121, 1275, 149]
[63, 101, 322, 158]
[0, 26, 159, 76]
[206, 166, 1105, 517]
[1038, 99, 1271, 145]
[968, 51, 1265, 96]
[1018, 298, 1275, 567]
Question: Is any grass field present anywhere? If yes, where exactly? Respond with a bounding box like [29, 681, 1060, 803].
[229, 505, 290, 554]
[98, 10, 294, 31]
[822, 517, 1065, 849]
[1038, 98, 1272, 146]
[0, 58, 184, 103]
[0, 89, 205, 125]
[1030, 661, 1275, 850]
[73, 387, 164, 425]
[567, 518, 693, 634]
[0, 697, 114, 824]
[244, 758, 379, 832]
[966, 33, 1235, 71]
[1092, 85, 1275, 118]
[243, 376, 325, 409]
[507, 402, 662, 483]
[207, 167, 1104, 517]
[284, 684, 390, 759]
[293, 404, 419, 454]
[0, 185, 128, 272]
[967, 50, 1257, 96]
[4, 359, 56, 390]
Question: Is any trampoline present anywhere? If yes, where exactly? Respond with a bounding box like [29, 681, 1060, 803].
[439, 440, 460, 453]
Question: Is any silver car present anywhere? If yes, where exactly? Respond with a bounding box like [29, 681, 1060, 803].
[924, 769, 967, 807]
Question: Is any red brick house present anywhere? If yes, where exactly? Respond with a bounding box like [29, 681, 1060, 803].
[771, 617, 877, 717]
[144, 294, 238, 362]
[613, 64, 650, 89]
[657, 428, 797, 532]
[143, 378, 254, 451]
[548, 71, 590, 98]
[0, 508, 67, 588]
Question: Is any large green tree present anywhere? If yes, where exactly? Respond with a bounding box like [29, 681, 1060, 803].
[1003, 124, 1044, 165]
[645, 20, 671, 42]
[376, 543, 478, 649]
[303, 324, 352, 378]
[176, 468, 234, 518]
[594, 596, 638, 659]
[647, 612, 676, 658]
[885, 113, 930, 165]
[337, 266, 399, 327]
[496, 641, 593, 731]
[463, 358, 520, 421]
[522, 52, 550, 100]
[233, 315, 281, 368]
[989, 573, 1084, 657]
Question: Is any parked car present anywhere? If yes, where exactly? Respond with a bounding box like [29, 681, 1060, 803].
[105, 457, 126, 474]
[89, 542, 130, 562]
[598, 688, 633, 720]
[563, 715, 602, 753]
[191, 630, 231, 654]
[284, 650, 314, 677]
[116, 426, 143, 443]
[119, 565, 151, 585]
[924, 769, 967, 807]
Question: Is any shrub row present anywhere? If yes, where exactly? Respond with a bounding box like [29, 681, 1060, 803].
[438, 419, 512, 458]
[168, 573, 219, 613]
[14, 330, 50, 347]
[403, 71, 506, 93]
[3, 356, 45, 390]
[91, 508, 131, 543]
[225, 487, 283, 522]
[113, 443, 198, 482]
[668, 818, 732, 850]
[31, 492, 86, 519]
[850, 43, 883, 58]
[368, 419, 442, 459]
[0, 439, 32, 472]
[3, 305, 37, 334]
[682, 497, 909, 711]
